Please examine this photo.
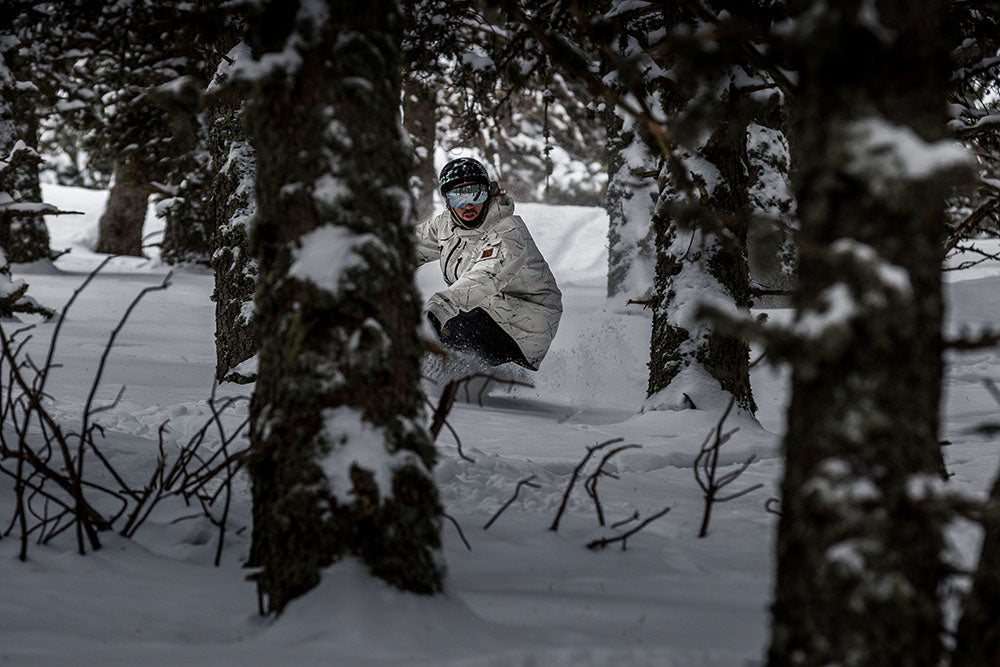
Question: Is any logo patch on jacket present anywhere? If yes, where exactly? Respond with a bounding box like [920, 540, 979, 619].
[479, 246, 497, 260]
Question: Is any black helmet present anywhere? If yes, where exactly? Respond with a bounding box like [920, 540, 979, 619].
[439, 157, 489, 194]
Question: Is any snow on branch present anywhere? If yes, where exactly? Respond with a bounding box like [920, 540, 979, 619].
[221, 0, 330, 86]
[0, 142, 83, 217]
[844, 117, 974, 190]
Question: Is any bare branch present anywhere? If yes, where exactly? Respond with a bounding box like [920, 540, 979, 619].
[611, 510, 641, 529]
[584, 444, 641, 526]
[587, 506, 672, 551]
[484, 475, 539, 530]
[443, 512, 472, 551]
[550, 438, 623, 532]
[765, 497, 783, 516]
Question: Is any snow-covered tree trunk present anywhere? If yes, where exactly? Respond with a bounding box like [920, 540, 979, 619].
[403, 75, 437, 222]
[0, 40, 51, 263]
[604, 98, 657, 304]
[208, 39, 259, 384]
[767, 2, 961, 665]
[245, 0, 444, 613]
[645, 82, 756, 415]
[95, 160, 146, 257]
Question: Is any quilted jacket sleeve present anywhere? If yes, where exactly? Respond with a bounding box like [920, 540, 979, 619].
[414, 216, 441, 265]
[425, 222, 529, 323]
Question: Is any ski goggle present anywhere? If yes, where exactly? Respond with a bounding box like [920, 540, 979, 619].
[444, 184, 489, 209]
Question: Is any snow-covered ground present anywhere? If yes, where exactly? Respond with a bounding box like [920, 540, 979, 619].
[0, 184, 995, 665]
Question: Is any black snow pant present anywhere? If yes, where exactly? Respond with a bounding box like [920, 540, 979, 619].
[429, 307, 531, 369]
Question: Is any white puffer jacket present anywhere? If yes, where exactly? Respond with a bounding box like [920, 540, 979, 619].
[415, 195, 562, 370]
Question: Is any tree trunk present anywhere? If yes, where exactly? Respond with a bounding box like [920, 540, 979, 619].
[246, 0, 444, 614]
[403, 75, 437, 222]
[207, 38, 259, 384]
[95, 160, 146, 256]
[604, 97, 658, 304]
[767, 1, 955, 665]
[645, 114, 756, 414]
[602, 34, 657, 304]
[952, 473, 1000, 665]
[644, 23, 756, 415]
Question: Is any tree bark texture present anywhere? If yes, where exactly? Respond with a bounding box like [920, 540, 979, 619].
[246, 0, 444, 614]
[768, 2, 954, 665]
[207, 37, 259, 384]
[95, 160, 146, 257]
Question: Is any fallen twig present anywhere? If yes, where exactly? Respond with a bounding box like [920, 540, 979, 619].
[694, 354, 766, 537]
[611, 510, 640, 529]
[584, 444, 641, 526]
[443, 512, 472, 551]
[587, 506, 672, 551]
[484, 475, 539, 530]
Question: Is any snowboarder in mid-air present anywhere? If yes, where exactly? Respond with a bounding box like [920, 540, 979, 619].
[416, 157, 562, 377]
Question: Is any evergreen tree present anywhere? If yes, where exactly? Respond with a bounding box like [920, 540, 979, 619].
[57, 0, 211, 257]
[499, 1, 775, 413]
[636, 3, 764, 414]
[0, 39, 52, 317]
[402, 0, 605, 214]
[243, 0, 444, 613]
[943, 2, 1000, 256]
[767, 1, 963, 664]
[154, 5, 222, 267]
[0, 3, 54, 263]
[940, 5, 1000, 663]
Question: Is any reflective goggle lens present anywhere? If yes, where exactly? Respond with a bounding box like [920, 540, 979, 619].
[445, 184, 488, 209]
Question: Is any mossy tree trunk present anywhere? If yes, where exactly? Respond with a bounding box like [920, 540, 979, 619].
[95, 159, 147, 257]
[767, 1, 956, 665]
[246, 0, 444, 614]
